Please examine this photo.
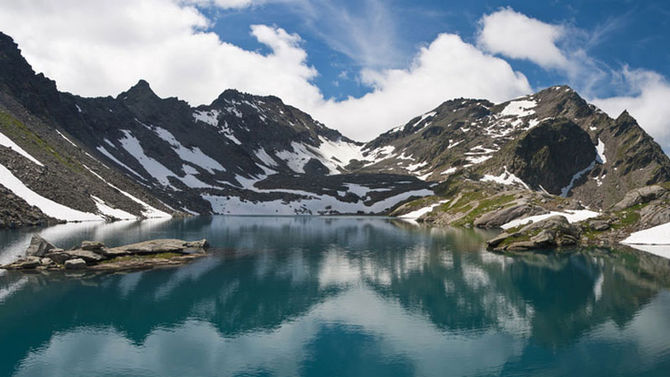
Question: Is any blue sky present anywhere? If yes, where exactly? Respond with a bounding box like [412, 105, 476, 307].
[203, 0, 670, 100]
[0, 0, 669, 148]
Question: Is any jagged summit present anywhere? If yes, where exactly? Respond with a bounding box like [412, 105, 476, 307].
[0, 28, 667, 223]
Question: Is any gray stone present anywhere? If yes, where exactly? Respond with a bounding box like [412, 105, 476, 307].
[40, 257, 54, 266]
[64, 258, 87, 270]
[589, 220, 610, 231]
[80, 241, 105, 251]
[47, 251, 72, 264]
[613, 185, 666, 210]
[25, 234, 56, 257]
[530, 230, 555, 247]
[474, 204, 545, 229]
[65, 249, 105, 263]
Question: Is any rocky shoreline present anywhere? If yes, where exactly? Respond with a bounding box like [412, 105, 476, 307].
[1, 235, 209, 272]
[394, 181, 670, 255]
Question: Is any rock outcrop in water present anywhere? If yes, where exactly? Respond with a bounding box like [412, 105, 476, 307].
[1, 235, 209, 272]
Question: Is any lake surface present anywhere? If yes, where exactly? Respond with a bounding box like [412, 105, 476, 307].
[1, 216, 670, 377]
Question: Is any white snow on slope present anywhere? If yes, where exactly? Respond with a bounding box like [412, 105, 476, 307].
[91, 196, 137, 220]
[316, 137, 364, 170]
[151, 126, 225, 173]
[275, 142, 314, 173]
[466, 155, 493, 164]
[255, 148, 278, 167]
[596, 138, 607, 164]
[621, 221, 670, 259]
[560, 161, 596, 197]
[501, 210, 600, 230]
[118, 130, 215, 189]
[622, 222, 670, 245]
[481, 167, 529, 189]
[441, 167, 457, 175]
[399, 200, 449, 219]
[0, 131, 43, 166]
[96, 146, 145, 180]
[56, 130, 77, 147]
[192, 109, 220, 127]
[0, 162, 102, 221]
[203, 188, 433, 215]
[499, 99, 537, 118]
[82, 165, 171, 218]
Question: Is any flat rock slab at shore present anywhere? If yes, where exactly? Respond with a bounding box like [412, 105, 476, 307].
[1, 235, 209, 272]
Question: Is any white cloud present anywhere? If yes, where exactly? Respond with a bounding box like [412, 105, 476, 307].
[592, 69, 670, 153]
[314, 34, 531, 140]
[0, 0, 532, 141]
[477, 8, 570, 70]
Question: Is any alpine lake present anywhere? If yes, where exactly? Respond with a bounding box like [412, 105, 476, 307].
[1, 216, 669, 377]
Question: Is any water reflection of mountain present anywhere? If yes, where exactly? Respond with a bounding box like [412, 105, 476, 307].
[0, 217, 669, 376]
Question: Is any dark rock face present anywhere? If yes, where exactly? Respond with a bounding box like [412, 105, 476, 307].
[362, 86, 670, 209]
[502, 119, 596, 194]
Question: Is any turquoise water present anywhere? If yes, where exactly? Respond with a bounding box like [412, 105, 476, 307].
[1, 216, 670, 377]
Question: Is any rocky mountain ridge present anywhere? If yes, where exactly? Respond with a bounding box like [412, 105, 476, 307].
[0, 30, 669, 240]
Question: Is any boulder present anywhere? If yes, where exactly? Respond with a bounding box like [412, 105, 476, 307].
[65, 249, 105, 263]
[25, 234, 56, 257]
[46, 250, 72, 264]
[64, 258, 87, 270]
[487, 215, 581, 252]
[80, 241, 105, 252]
[474, 204, 545, 229]
[4, 256, 41, 269]
[40, 257, 54, 266]
[589, 220, 610, 231]
[486, 232, 513, 248]
[106, 239, 209, 256]
[639, 204, 670, 228]
[613, 185, 666, 210]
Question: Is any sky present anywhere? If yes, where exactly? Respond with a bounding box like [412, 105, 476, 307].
[0, 0, 669, 150]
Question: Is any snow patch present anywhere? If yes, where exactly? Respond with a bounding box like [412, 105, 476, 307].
[500, 99, 537, 118]
[0, 162, 102, 222]
[622, 221, 670, 246]
[96, 146, 145, 180]
[560, 161, 596, 197]
[481, 167, 529, 189]
[151, 126, 225, 173]
[92, 196, 137, 220]
[0, 131, 43, 166]
[501, 210, 600, 230]
[596, 138, 607, 164]
[399, 200, 449, 219]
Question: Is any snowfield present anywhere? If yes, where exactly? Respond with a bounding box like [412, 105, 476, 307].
[0, 163, 102, 222]
[399, 200, 449, 219]
[0, 131, 43, 166]
[203, 188, 433, 215]
[501, 209, 600, 230]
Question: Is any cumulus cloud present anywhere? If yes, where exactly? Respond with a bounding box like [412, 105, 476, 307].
[593, 69, 670, 153]
[0, 0, 532, 141]
[315, 34, 531, 140]
[477, 8, 569, 70]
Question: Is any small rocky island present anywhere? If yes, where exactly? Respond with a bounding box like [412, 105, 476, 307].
[1, 235, 209, 272]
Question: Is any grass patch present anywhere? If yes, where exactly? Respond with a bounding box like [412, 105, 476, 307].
[0, 111, 81, 171]
[452, 194, 516, 226]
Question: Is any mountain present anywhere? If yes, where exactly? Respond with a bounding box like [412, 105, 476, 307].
[0, 30, 668, 237]
[0, 32, 430, 224]
[360, 86, 670, 209]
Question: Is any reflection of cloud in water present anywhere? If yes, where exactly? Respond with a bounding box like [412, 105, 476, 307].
[14, 288, 525, 377]
[154, 258, 218, 300]
[0, 217, 174, 264]
[0, 276, 28, 303]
